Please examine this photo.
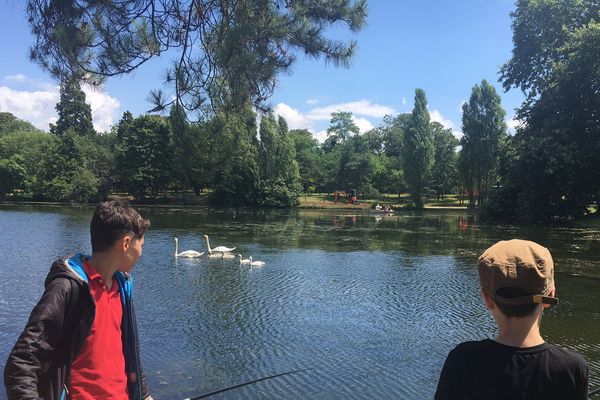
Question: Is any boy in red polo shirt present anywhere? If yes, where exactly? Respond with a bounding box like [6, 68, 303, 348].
[5, 199, 154, 400]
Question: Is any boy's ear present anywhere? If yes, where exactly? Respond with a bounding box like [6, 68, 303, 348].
[120, 234, 132, 252]
[481, 288, 495, 311]
[543, 287, 557, 309]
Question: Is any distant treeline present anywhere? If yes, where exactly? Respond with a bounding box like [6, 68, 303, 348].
[2, 0, 599, 223]
[0, 79, 502, 210]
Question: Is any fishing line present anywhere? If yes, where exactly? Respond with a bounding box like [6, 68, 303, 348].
[184, 368, 312, 400]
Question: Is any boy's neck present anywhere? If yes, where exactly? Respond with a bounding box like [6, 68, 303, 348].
[494, 311, 545, 348]
[88, 252, 121, 284]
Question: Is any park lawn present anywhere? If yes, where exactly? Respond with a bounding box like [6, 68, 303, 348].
[298, 193, 467, 210]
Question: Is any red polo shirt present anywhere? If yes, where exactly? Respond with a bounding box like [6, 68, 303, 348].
[68, 260, 128, 400]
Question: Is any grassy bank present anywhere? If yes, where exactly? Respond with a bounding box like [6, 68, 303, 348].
[298, 193, 468, 210]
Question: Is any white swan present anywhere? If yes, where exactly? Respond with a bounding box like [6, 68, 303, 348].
[174, 238, 204, 258]
[238, 254, 251, 264]
[203, 234, 236, 254]
[249, 256, 265, 267]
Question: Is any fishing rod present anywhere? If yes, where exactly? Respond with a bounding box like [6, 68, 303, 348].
[184, 368, 312, 400]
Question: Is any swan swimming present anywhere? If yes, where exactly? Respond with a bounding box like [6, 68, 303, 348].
[203, 234, 236, 254]
[238, 254, 251, 264]
[174, 238, 204, 258]
[249, 256, 265, 267]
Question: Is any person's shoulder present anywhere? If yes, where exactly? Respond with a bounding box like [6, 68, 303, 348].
[452, 339, 492, 352]
[446, 339, 492, 361]
[544, 342, 588, 367]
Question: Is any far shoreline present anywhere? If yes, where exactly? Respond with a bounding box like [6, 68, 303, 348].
[0, 199, 469, 212]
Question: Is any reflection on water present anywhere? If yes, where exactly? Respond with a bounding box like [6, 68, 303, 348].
[0, 205, 599, 399]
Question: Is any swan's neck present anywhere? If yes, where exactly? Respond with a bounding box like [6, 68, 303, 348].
[205, 237, 211, 252]
[175, 239, 179, 255]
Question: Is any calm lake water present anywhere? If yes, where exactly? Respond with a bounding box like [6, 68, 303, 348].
[1, 204, 599, 399]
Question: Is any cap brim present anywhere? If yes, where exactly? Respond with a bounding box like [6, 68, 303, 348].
[495, 294, 559, 306]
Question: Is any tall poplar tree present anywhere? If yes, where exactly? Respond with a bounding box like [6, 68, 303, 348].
[258, 113, 301, 206]
[459, 80, 507, 206]
[402, 89, 434, 208]
[431, 122, 459, 201]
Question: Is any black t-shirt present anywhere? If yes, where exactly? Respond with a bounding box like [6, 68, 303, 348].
[435, 339, 588, 400]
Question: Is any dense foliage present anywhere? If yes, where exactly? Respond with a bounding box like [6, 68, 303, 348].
[0, 100, 464, 208]
[484, 0, 600, 223]
[26, 0, 367, 114]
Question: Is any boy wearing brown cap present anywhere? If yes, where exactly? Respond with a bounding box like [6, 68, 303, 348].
[435, 239, 588, 399]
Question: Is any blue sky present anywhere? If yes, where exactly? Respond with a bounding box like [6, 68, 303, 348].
[0, 0, 523, 140]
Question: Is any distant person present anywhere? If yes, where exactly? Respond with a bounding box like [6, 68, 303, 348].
[435, 239, 588, 400]
[375, 203, 382, 211]
[4, 199, 153, 400]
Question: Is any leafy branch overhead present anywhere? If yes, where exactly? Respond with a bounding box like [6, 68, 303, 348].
[27, 0, 367, 114]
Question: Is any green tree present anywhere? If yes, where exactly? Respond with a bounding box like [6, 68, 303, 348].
[487, 0, 600, 222]
[168, 104, 198, 190]
[258, 113, 301, 206]
[0, 112, 40, 134]
[325, 111, 360, 148]
[27, 0, 367, 114]
[402, 89, 434, 208]
[500, 0, 600, 109]
[0, 156, 27, 198]
[50, 77, 95, 136]
[380, 114, 408, 196]
[431, 122, 459, 201]
[41, 129, 100, 202]
[289, 129, 324, 193]
[336, 135, 375, 195]
[459, 80, 507, 206]
[116, 113, 173, 199]
[0, 130, 56, 198]
[209, 108, 261, 205]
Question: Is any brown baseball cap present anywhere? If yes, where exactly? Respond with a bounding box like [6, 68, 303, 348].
[477, 239, 558, 306]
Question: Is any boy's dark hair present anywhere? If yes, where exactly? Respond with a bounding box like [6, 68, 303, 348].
[90, 199, 150, 252]
[493, 287, 540, 318]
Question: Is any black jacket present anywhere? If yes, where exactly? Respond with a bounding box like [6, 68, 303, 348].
[4, 255, 150, 400]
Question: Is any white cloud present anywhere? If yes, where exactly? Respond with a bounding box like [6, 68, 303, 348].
[82, 85, 121, 132]
[429, 109, 463, 139]
[429, 109, 455, 130]
[306, 98, 319, 105]
[273, 103, 313, 130]
[307, 100, 397, 120]
[4, 74, 28, 83]
[0, 86, 59, 130]
[353, 116, 374, 133]
[0, 75, 120, 132]
[313, 130, 328, 143]
[402, 97, 407, 107]
[2, 74, 57, 91]
[274, 100, 392, 142]
[506, 116, 524, 132]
